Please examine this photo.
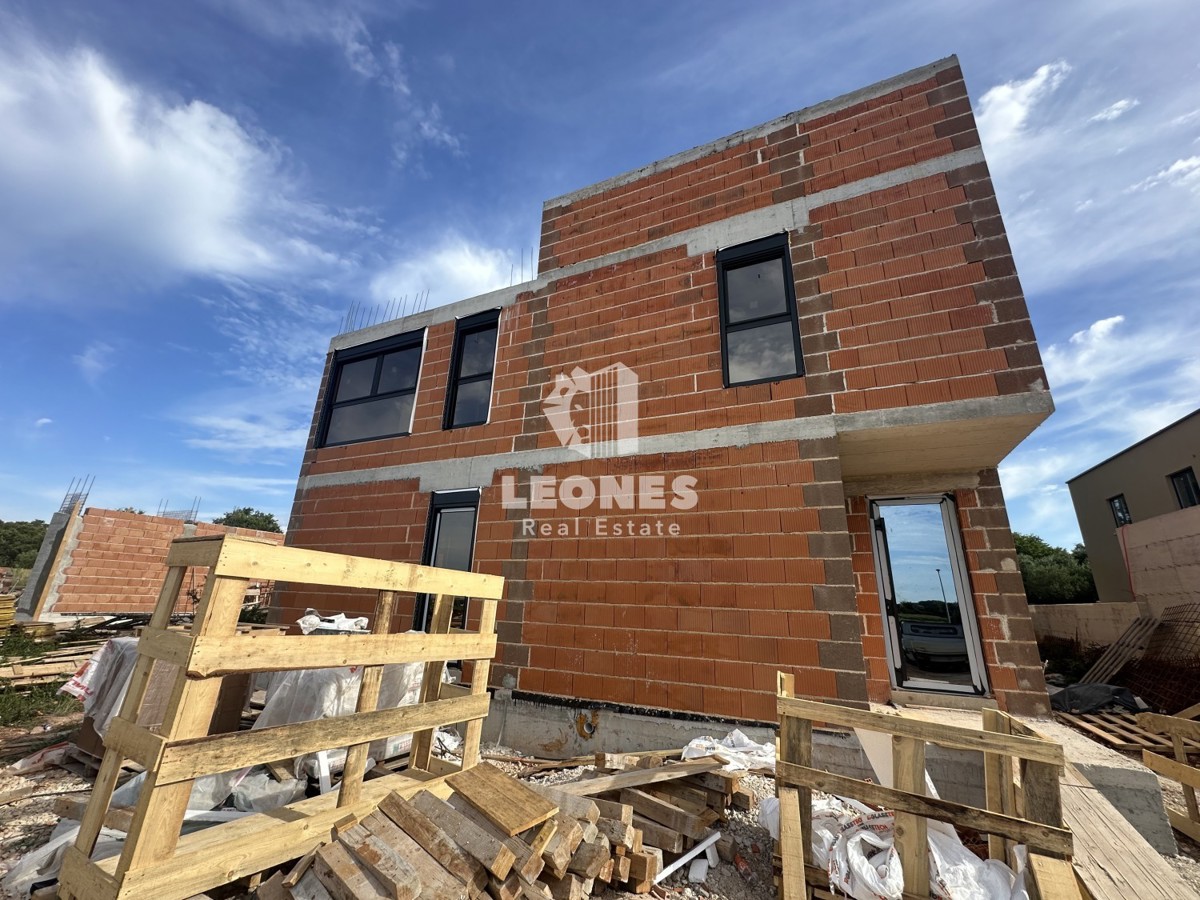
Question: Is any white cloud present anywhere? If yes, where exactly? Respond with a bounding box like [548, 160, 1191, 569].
[976, 61, 1071, 156]
[73, 342, 115, 385]
[0, 28, 355, 300]
[34, 417, 52, 428]
[370, 234, 513, 309]
[1088, 98, 1139, 122]
[1127, 156, 1200, 193]
[212, 0, 457, 168]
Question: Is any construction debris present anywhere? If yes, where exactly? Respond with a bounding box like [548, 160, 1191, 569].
[251, 756, 737, 900]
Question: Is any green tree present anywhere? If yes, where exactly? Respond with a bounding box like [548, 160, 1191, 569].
[117, 506, 146, 515]
[1013, 532, 1097, 604]
[0, 520, 48, 568]
[213, 507, 283, 533]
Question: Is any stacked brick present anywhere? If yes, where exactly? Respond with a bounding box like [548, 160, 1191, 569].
[52, 508, 284, 615]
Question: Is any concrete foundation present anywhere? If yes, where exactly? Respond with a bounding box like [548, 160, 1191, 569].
[482, 691, 1178, 855]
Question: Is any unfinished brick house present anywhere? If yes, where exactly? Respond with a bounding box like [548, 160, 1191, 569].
[280, 56, 1053, 722]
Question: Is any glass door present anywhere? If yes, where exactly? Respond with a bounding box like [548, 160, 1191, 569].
[869, 496, 988, 694]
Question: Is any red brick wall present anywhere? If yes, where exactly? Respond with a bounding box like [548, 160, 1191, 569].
[282, 58, 1050, 719]
[846, 470, 1049, 716]
[53, 508, 284, 615]
[539, 65, 974, 271]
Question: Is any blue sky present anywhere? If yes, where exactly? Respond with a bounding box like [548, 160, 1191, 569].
[2, 1, 1198, 550]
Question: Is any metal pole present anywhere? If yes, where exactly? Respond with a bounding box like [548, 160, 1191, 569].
[936, 567, 950, 622]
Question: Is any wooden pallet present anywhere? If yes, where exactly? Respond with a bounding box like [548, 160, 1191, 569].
[1078, 615, 1159, 684]
[1055, 710, 1200, 755]
[1137, 713, 1200, 845]
[774, 673, 1078, 900]
[57, 534, 504, 900]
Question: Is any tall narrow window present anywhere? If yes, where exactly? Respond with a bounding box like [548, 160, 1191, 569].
[319, 330, 423, 447]
[1171, 468, 1200, 509]
[415, 489, 479, 630]
[715, 233, 804, 387]
[1108, 494, 1132, 527]
[444, 310, 500, 429]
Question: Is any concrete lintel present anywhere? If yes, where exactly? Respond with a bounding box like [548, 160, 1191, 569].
[543, 56, 960, 209]
[843, 470, 984, 498]
[298, 393, 1044, 494]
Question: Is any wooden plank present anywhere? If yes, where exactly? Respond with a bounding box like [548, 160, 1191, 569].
[154, 692, 489, 783]
[196, 536, 504, 598]
[410, 594, 451, 771]
[446, 793, 546, 882]
[339, 590, 395, 809]
[1055, 713, 1140, 751]
[619, 788, 707, 840]
[462, 598, 498, 769]
[1058, 766, 1192, 900]
[982, 708, 1015, 863]
[358, 812, 470, 900]
[1175, 702, 1200, 720]
[777, 695, 1063, 765]
[340, 822, 421, 899]
[777, 786, 806, 900]
[1079, 615, 1158, 684]
[1028, 854, 1084, 900]
[591, 797, 632, 825]
[629, 815, 684, 854]
[776, 760, 1071, 855]
[183, 631, 497, 677]
[1174, 734, 1200, 821]
[1142, 750, 1200, 791]
[526, 784, 599, 823]
[81, 769, 450, 900]
[554, 758, 723, 796]
[292, 870, 336, 900]
[69, 565, 187, 863]
[410, 791, 517, 879]
[1168, 806, 1200, 843]
[892, 735, 928, 897]
[1138, 712, 1200, 743]
[378, 792, 489, 894]
[116, 575, 249, 875]
[134, 628, 195, 667]
[446, 762, 558, 837]
[779, 691, 813, 870]
[314, 840, 392, 900]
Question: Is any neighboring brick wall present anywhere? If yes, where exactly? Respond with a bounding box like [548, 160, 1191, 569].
[53, 508, 284, 615]
[846, 470, 1049, 716]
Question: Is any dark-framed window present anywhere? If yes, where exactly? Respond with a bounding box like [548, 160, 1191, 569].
[415, 489, 480, 631]
[715, 232, 804, 387]
[318, 330, 424, 447]
[1171, 467, 1200, 509]
[1108, 493, 1132, 527]
[443, 309, 500, 429]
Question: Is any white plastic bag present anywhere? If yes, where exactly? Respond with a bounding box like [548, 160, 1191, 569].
[0, 821, 125, 898]
[682, 728, 775, 772]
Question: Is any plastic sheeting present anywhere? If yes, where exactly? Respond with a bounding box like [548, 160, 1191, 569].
[761, 792, 1028, 900]
[60, 637, 139, 736]
[681, 728, 775, 773]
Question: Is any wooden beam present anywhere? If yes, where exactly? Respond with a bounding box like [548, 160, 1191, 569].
[1137, 712, 1200, 743]
[1028, 854, 1085, 900]
[1142, 750, 1200, 791]
[409, 594, 451, 771]
[554, 758, 723, 796]
[777, 787, 806, 900]
[446, 762, 558, 836]
[338, 590, 395, 809]
[153, 692, 489, 784]
[892, 735, 928, 897]
[778, 696, 1063, 765]
[776, 760, 1072, 855]
[182, 631, 497, 677]
[128, 628, 194, 668]
[196, 535, 505, 598]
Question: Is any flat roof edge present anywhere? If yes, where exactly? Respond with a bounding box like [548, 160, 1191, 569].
[543, 55, 961, 210]
[1066, 406, 1200, 483]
